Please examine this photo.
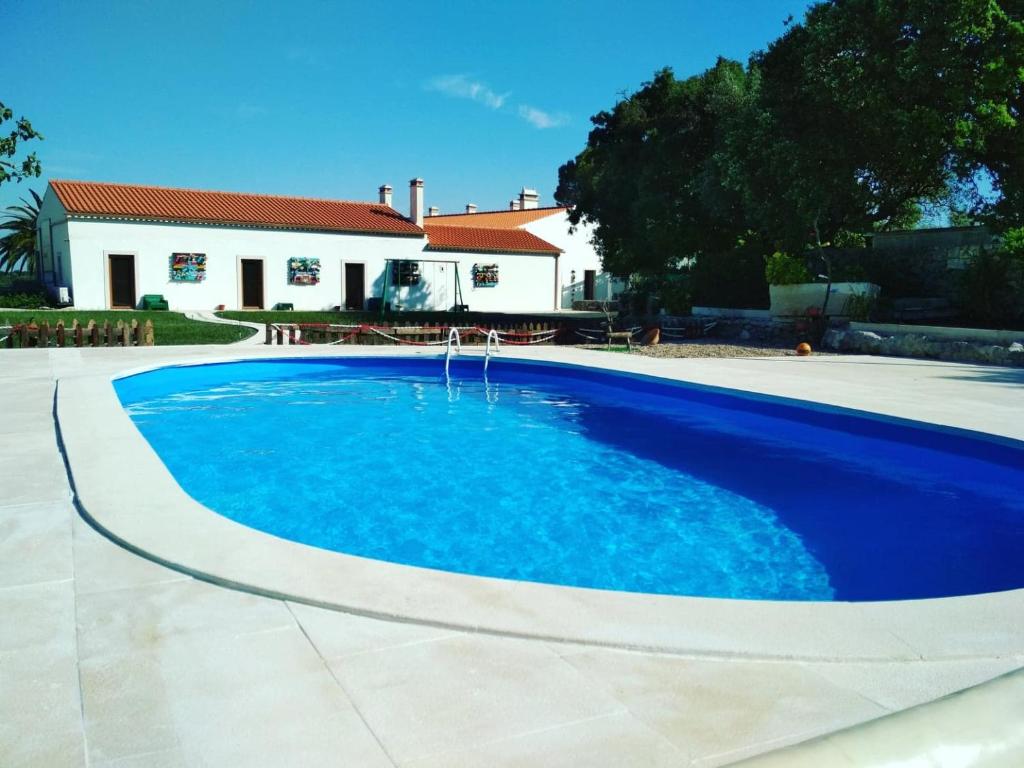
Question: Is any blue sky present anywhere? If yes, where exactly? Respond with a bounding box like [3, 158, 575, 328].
[3, 0, 812, 215]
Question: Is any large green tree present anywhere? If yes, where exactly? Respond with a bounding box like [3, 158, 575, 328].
[728, 0, 1024, 251]
[555, 60, 760, 276]
[0, 101, 43, 188]
[558, 0, 1024, 277]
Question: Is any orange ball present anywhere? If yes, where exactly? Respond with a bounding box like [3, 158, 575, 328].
[796, 342, 812, 356]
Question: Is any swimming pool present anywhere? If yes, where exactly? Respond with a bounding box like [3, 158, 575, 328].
[115, 356, 1024, 602]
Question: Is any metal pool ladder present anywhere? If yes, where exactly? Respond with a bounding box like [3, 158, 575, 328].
[483, 329, 500, 374]
[444, 327, 462, 377]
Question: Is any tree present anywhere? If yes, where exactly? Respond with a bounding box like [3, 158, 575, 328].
[0, 190, 42, 273]
[558, 0, 1024, 281]
[0, 101, 43, 188]
[727, 0, 1024, 251]
[555, 61, 761, 277]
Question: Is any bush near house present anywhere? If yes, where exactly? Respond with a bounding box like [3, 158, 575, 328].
[0, 290, 51, 309]
[0, 310, 253, 345]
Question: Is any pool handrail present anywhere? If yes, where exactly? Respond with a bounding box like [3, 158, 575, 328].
[483, 329, 500, 373]
[444, 327, 462, 377]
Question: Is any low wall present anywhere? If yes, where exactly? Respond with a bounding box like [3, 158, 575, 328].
[660, 314, 807, 344]
[824, 325, 1024, 366]
[691, 307, 772, 319]
[849, 322, 1023, 346]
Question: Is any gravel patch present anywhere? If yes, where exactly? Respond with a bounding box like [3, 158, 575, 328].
[580, 339, 833, 358]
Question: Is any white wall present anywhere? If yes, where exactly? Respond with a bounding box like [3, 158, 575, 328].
[57, 202, 567, 313]
[64, 217, 426, 310]
[521, 214, 624, 308]
[37, 188, 71, 294]
[411, 251, 558, 313]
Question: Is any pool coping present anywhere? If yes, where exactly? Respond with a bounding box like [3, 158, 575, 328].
[57, 346, 1024, 661]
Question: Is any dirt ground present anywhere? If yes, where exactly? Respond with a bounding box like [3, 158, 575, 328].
[580, 338, 833, 358]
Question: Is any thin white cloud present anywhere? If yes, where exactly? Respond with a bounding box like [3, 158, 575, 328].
[426, 75, 508, 110]
[517, 105, 568, 129]
[426, 75, 569, 129]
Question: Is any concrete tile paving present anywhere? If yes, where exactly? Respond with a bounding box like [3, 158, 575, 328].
[0, 346, 1021, 766]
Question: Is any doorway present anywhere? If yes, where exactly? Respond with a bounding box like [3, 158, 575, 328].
[344, 262, 365, 310]
[240, 259, 264, 309]
[583, 269, 596, 301]
[108, 254, 136, 309]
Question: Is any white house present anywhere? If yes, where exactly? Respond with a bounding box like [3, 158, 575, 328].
[36, 178, 619, 313]
[424, 188, 625, 309]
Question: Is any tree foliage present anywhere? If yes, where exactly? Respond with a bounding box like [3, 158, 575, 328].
[557, 0, 1024, 276]
[556, 61, 760, 276]
[0, 101, 43, 188]
[0, 190, 42, 273]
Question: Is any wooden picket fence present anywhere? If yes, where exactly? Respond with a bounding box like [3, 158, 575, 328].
[2, 319, 154, 348]
[266, 321, 564, 346]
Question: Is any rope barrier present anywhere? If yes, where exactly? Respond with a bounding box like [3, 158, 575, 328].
[492, 333, 558, 345]
[574, 326, 643, 342]
[269, 323, 312, 345]
[326, 328, 363, 345]
[268, 322, 562, 346]
[366, 326, 452, 346]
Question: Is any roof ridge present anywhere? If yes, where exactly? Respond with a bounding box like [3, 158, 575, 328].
[50, 179, 383, 208]
[426, 205, 567, 219]
[422, 222, 561, 254]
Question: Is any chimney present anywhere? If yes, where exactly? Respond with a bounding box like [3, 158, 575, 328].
[428, 206, 440, 217]
[465, 203, 477, 214]
[519, 187, 539, 210]
[378, 184, 393, 207]
[409, 178, 424, 226]
[509, 199, 521, 211]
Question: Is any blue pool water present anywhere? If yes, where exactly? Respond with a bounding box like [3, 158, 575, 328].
[115, 357, 1024, 602]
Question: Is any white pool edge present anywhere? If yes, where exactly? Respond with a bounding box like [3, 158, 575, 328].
[57, 346, 1024, 662]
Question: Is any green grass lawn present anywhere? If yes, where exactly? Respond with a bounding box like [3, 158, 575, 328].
[218, 310, 367, 325]
[0, 310, 254, 345]
[216, 309, 580, 326]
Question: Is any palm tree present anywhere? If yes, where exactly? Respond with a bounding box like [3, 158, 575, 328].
[0, 190, 42, 273]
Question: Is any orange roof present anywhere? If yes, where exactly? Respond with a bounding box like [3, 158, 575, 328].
[424, 206, 567, 229]
[50, 180, 425, 236]
[423, 223, 561, 255]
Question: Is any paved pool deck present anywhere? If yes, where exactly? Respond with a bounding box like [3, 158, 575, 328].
[2, 345, 1023, 767]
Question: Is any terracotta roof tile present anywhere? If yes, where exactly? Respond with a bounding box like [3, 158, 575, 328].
[50, 180, 424, 236]
[424, 206, 567, 229]
[423, 223, 561, 255]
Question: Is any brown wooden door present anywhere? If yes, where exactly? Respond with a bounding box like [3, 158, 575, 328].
[109, 254, 136, 308]
[584, 269, 596, 301]
[344, 263, 365, 310]
[241, 259, 264, 308]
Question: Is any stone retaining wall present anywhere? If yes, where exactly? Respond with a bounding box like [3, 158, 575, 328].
[824, 327, 1024, 366]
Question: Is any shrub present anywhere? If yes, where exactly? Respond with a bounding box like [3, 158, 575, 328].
[658, 274, 693, 315]
[691, 251, 770, 309]
[843, 291, 878, 322]
[619, 273, 692, 316]
[1, 290, 51, 309]
[959, 230, 1024, 328]
[764, 252, 812, 285]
